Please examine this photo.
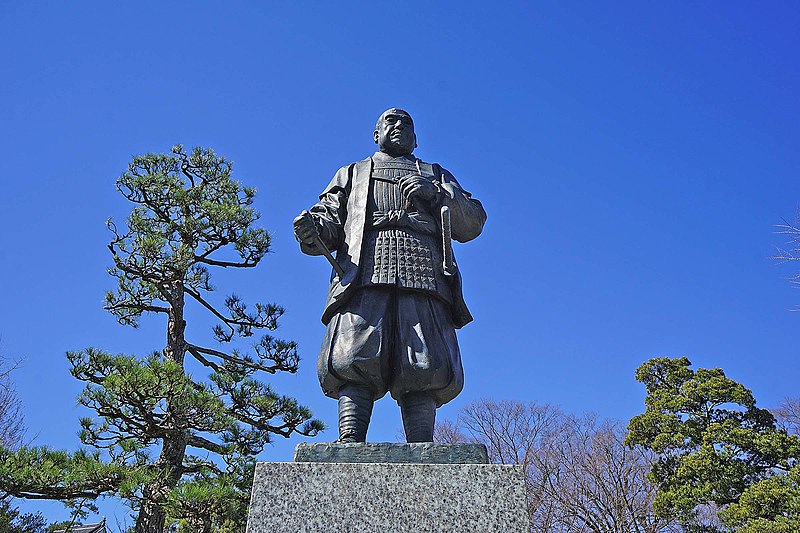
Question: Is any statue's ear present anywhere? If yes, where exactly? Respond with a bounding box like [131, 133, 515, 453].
[374, 129, 380, 145]
[414, 133, 418, 149]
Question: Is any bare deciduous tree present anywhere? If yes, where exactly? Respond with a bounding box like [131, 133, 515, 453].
[544, 416, 680, 533]
[773, 220, 800, 292]
[0, 354, 24, 449]
[437, 399, 679, 533]
[456, 399, 563, 531]
[773, 397, 800, 436]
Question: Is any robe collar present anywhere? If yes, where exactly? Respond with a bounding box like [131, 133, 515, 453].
[372, 151, 418, 164]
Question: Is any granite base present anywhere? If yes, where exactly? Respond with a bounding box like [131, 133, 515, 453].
[246, 443, 528, 533]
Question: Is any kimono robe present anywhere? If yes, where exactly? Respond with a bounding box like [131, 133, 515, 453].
[300, 152, 486, 405]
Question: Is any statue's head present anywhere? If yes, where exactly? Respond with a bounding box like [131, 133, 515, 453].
[374, 108, 416, 157]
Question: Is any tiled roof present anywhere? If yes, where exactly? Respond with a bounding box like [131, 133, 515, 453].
[52, 520, 106, 533]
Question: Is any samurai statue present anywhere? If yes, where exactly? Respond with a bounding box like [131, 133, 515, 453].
[293, 108, 486, 443]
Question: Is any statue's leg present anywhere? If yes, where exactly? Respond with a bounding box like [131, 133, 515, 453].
[390, 292, 462, 443]
[399, 392, 437, 442]
[337, 384, 375, 443]
[319, 288, 391, 443]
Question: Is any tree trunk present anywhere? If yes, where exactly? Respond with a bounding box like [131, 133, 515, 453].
[135, 494, 168, 533]
[134, 420, 189, 532]
[135, 282, 189, 533]
[163, 281, 186, 364]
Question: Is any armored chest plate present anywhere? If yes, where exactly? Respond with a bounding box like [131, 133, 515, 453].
[360, 160, 449, 300]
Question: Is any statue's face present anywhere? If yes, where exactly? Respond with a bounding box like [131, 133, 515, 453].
[374, 110, 415, 156]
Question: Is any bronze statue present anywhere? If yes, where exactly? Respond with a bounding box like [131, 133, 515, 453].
[294, 108, 486, 442]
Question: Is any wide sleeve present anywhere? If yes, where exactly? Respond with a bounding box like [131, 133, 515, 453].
[299, 165, 351, 256]
[439, 167, 487, 243]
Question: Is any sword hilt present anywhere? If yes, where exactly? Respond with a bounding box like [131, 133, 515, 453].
[300, 210, 346, 278]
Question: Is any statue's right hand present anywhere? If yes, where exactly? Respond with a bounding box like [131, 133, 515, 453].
[293, 211, 319, 246]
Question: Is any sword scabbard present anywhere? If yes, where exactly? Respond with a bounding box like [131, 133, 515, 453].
[441, 205, 455, 276]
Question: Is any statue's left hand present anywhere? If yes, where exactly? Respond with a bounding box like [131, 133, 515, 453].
[398, 175, 439, 204]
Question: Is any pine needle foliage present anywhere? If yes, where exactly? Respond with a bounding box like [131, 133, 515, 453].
[0, 146, 323, 533]
[627, 357, 800, 532]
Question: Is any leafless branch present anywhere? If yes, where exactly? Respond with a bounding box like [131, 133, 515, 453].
[437, 399, 681, 533]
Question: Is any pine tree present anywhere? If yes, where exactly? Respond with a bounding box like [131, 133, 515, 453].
[0, 146, 322, 533]
[627, 356, 800, 532]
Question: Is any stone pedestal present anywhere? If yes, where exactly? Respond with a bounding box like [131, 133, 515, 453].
[246, 443, 528, 533]
[294, 441, 490, 464]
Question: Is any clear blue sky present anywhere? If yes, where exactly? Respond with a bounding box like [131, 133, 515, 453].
[2, 1, 799, 526]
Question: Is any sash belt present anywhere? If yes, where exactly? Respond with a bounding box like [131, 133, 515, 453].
[371, 210, 437, 235]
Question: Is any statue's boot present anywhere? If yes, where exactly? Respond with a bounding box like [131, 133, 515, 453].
[337, 384, 374, 443]
[400, 392, 437, 442]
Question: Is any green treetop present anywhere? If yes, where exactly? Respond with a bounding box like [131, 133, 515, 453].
[627, 356, 800, 532]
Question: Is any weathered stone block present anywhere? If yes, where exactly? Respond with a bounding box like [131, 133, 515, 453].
[294, 441, 489, 464]
[246, 457, 528, 532]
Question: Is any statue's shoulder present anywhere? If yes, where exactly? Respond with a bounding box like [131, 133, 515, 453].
[329, 158, 366, 178]
[322, 158, 371, 193]
[338, 157, 372, 173]
[347, 157, 373, 177]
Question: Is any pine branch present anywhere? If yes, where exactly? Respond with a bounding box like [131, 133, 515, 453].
[0, 446, 143, 500]
[183, 287, 238, 335]
[185, 346, 221, 372]
[186, 435, 226, 455]
[187, 344, 285, 375]
[193, 256, 258, 269]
